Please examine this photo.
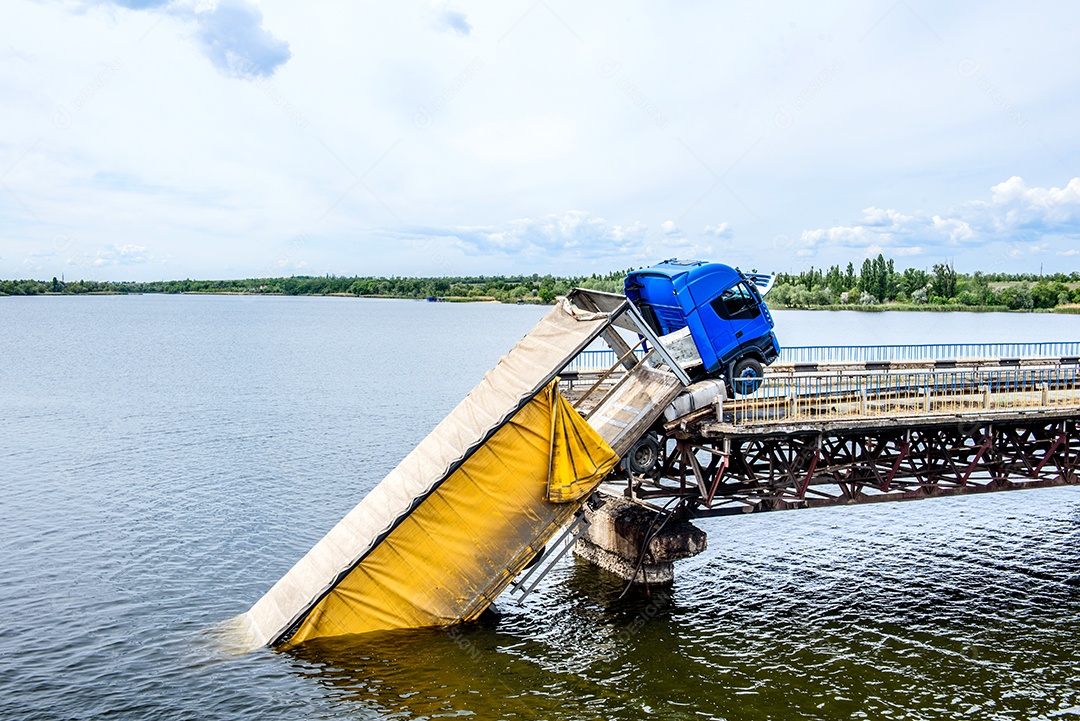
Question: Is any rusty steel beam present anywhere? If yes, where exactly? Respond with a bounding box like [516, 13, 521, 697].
[615, 414, 1080, 519]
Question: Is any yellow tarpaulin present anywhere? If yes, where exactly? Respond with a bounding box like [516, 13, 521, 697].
[546, 387, 615, 504]
[239, 301, 616, 650]
[280, 381, 617, 647]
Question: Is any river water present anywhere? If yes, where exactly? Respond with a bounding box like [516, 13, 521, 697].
[1, 295, 1079, 721]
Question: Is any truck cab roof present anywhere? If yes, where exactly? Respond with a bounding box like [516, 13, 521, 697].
[625, 260, 745, 338]
[625, 259, 773, 297]
[626, 258, 740, 283]
[625, 260, 743, 305]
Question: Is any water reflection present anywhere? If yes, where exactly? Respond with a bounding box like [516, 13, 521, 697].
[289, 626, 625, 719]
[4, 297, 1080, 720]
[285, 499, 1080, 721]
[285, 563, 674, 720]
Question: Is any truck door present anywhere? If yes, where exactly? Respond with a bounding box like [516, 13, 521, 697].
[709, 281, 761, 360]
[695, 294, 738, 369]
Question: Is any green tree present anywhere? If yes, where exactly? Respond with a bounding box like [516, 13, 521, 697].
[931, 263, 957, 299]
[1031, 281, 1059, 309]
[997, 283, 1033, 310]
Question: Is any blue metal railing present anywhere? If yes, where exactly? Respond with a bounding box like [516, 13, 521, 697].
[778, 341, 1080, 364]
[565, 342, 1080, 372]
[568, 349, 638, 371]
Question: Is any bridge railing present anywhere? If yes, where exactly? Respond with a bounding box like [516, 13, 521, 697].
[566, 349, 637, 372]
[726, 365, 1080, 426]
[565, 341, 1080, 372]
[778, 341, 1080, 364]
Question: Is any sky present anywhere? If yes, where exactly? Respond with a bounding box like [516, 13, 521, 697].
[2, 0, 1080, 281]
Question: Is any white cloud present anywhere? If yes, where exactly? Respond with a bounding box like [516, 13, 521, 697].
[703, 222, 732, 238]
[191, 0, 291, 79]
[430, 211, 649, 259]
[1003, 241, 1050, 258]
[91, 244, 149, 266]
[801, 225, 876, 246]
[991, 176, 1080, 208]
[800, 177, 1080, 258]
[5, 3, 1080, 280]
[430, 2, 472, 36]
[987, 176, 1080, 231]
[20, 251, 57, 274]
[931, 215, 974, 242]
[653, 220, 713, 258]
[98, 0, 291, 79]
[861, 207, 912, 227]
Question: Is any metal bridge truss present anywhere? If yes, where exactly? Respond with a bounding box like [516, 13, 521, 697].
[619, 413, 1080, 518]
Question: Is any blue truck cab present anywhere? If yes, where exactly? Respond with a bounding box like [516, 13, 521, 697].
[625, 259, 780, 394]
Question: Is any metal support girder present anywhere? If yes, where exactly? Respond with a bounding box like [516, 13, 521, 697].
[798, 448, 820, 500]
[1031, 431, 1068, 478]
[617, 416, 1080, 519]
[880, 439, 909, 492]
[961, 436, 993, 486]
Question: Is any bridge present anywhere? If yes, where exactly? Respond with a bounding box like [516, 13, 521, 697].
[567, 339, 1080, 370]
[562, 338, 1080, 583]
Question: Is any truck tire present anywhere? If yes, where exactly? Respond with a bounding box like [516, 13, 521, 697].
[625, 433, 661, 475]
[731, 357, 764, 396]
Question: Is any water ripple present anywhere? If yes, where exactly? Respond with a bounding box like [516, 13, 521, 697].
[1, 297, 1079, 720]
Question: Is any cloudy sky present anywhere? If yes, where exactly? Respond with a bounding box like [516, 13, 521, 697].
[2, 1, 1080, 281]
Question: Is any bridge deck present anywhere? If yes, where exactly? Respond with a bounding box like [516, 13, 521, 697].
[607, 355, 1080, 519]
[716, 362, 1080, 433]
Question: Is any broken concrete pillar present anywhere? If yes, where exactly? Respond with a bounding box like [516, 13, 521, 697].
[573, 494, 707, 584]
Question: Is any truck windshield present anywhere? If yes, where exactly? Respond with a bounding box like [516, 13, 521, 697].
[710, 282, 760, 321]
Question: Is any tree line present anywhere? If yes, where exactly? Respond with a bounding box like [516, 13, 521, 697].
[0, 271, 628, 303]
[771, 255, 1080, 310]
[2, 257, 1078, 310]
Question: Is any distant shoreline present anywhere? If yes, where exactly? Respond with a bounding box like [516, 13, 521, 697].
[0, 290, 545, 304]
[4, 252, 1078, 311]
[4, 290, 1080, 313]
[0, 273, 625, 304]
[769, 303, 1080, 314]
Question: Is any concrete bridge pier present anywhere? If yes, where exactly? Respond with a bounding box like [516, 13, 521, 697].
[573, 494, 707, 583]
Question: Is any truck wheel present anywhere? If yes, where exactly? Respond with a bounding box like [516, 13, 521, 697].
[732, 357, 764, 396]
[626, 434, 660, 475]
